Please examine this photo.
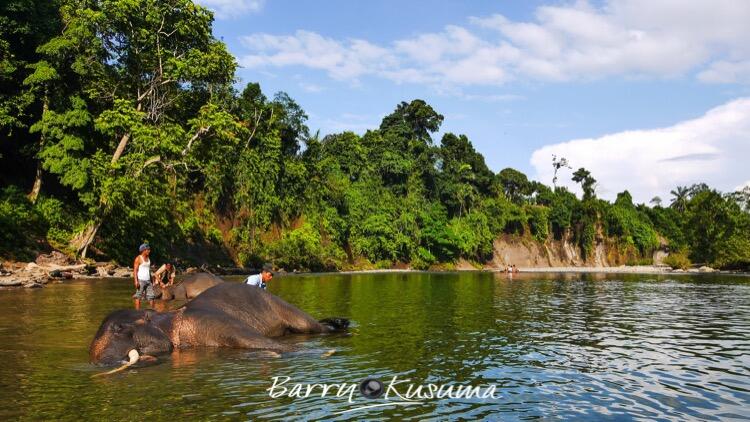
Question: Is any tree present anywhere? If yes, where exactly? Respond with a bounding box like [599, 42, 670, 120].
[669, 186, 689, 213]
[650, 196, 662, 207]
[34, 0, 237, 257]
[497, 168, 530, 203]
[436, 133, 493, 216]
[0, 0, 62, 199]
[572, 167, 596, 200]
[551, 154, 571, 189]
[379, 99, 443, 145]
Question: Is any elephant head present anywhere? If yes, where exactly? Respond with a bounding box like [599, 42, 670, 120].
[89, 309, 173, 366]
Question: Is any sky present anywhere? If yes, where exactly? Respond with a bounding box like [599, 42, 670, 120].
[197, 0, 750, 203]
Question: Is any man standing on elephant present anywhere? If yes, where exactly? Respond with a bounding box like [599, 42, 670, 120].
[244, 263, 274, 289]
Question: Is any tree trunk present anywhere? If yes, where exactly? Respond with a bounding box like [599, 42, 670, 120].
[72, 103, 143, 256]
[71, 219, 103, 259]
[110, 133, 131, 164]
[28, 91, 49, 204]
[28, 163, 43, 204]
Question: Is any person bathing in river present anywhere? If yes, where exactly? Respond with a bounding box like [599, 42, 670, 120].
[244, 263, 274, 289]
[154, 262, 176, 287]
[132, 243, 155, 302]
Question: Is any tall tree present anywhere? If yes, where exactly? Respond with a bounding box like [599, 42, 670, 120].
[669, 186, 689, 213]
[34, 0, 237, 257]
[572, 167, 596, 201]
[497, 168, 530, 203]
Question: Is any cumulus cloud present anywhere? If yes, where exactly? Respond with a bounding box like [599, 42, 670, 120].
[237, 0, 750, 87]
[530, 98, 750, 203]
[195, 0, 264, 19]
[240, 31, 395, 83]
[698, 61, 750, 83]
[319, 113, 381, 134]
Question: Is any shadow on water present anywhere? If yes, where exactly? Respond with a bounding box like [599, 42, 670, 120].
[0, 272, 749, 420]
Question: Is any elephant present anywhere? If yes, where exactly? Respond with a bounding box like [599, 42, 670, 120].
[152, 272, 223, 300]
[90, 282, 349, 369]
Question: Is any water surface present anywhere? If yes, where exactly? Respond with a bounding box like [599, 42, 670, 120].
[0, 272, 748, 420]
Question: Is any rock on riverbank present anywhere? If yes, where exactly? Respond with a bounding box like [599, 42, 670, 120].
[0, 251, 131, 288]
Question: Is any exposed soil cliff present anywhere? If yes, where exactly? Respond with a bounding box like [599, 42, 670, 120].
[486, 233, 658, 269]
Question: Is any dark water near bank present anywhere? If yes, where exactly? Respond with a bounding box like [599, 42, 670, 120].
[0, 272, 749, 421]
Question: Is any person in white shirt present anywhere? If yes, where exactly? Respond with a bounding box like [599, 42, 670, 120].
[154, 262, 176, 287]
[244, 263, 274, 289]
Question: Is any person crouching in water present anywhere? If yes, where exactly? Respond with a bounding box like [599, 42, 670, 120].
[154, 262, 176, 287]
[132, 243, 155, 306]
[244, 263, 274, 289]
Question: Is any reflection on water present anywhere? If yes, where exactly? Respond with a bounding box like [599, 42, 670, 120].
[0, 272, 749, 420]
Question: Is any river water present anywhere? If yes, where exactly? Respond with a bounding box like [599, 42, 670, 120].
[0, 272, 748, 420]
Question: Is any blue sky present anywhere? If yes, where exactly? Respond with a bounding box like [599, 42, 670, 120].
[198, 0, 750, 202]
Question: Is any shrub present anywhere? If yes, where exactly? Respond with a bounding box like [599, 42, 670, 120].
[662, 251, 691, 270]
[0, 186, 46, 259]
[526, 205, 549, 242]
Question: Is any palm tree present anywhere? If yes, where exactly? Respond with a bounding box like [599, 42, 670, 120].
[669, 186, 689, 213]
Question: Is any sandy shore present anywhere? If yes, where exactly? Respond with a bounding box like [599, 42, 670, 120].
[336, 265, 726, 276]
[516, 265, 676, 274]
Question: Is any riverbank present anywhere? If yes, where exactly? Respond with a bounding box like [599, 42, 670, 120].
[0, 253, 252, 288]
[0, 256, 734, 289]
[515, 265, 718, 275]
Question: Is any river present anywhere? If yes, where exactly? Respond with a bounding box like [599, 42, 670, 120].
[0, 272, 748, 420]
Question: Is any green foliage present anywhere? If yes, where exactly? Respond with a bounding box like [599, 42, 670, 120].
[497, 167, 530, 203]
[1, 0, 747, 272]
[572, 167, 597, 200]
[267, 223, 344, 272]
[605, 192, 660, 254]
[548, 188, 576, 238]
[663, 251, 691, 270]
[574, 201, 599, 260]
[447, 212, 493, 260]
[525, 205, 550, 242]
[0, 186, 46, 259]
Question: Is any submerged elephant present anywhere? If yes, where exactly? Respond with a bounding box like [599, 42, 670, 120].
[90, 282, 349, 368]
[152, 272, 223, 300]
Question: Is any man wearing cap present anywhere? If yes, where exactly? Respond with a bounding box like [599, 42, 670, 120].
[132, 243, 155, 301]
[244, 263, 274, 289]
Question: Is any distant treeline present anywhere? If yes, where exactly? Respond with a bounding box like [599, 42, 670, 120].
[2, 0, 749, 270]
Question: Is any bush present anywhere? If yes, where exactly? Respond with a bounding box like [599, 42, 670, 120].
[0, 186, 46, 259]
[410, 246, 436, 270]
[526, 205, 549, 242]
[712, 234, 750, 270]
[605, 204, 659, 255]
[267, 223, 346, 271]
[34, 196, 84, 251]
[663, 251, 691, 270]
[447, 211, 493, 260]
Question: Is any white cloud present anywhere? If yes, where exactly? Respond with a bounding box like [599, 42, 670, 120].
[195, 0, 264, 19]
[240, 31, 394, 83]
[530, 98, 750, 203]
[698, 61, 750, 84]
[237, 0, 750, 87]
[319, 114, 379, 134]
[298, 82, 324, 93]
